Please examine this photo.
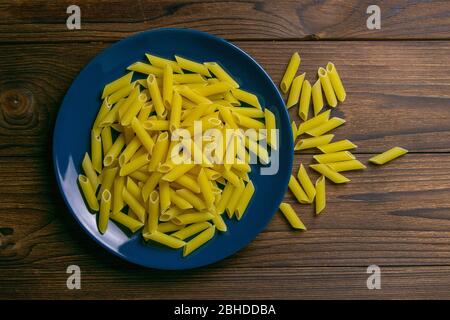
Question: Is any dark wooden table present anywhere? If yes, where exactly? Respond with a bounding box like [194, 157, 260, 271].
[1, 0, 450, 299]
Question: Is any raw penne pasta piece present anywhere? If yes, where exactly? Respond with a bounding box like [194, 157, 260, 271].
[120, 153, 150, 176]
[175, 56, 211, 77]
[112, 176, 125, 214]
[148, 132, 170, 171]
[169, 189, 194, 210]
[169, 91, 182, 132]
[93, 99, 112, 134]
[108, 82, 135, 105]
[291, 121, 298, 142]
[215, 182, 235, 214]
[313, 151, 356, 164]
[159, 206, 183, 222]
[175, 189, 206, 211]
[172, 211, 214, 225]
[101, 126, 113, 154]
[298, 79, 311, 121]
[197, 168, 215, 208]
[119, 136, 142, 166]
[318, 67, 337, 107]
[98, 167, 118, 200]
[327, 160, 366, 172]
[131, 118, 155, 154]
[127, 62, 163, 76]
[162, 64, 173, 107]
[317, 139, 357, 153]
[143, 231, 186, 249]
[121, 92, 147, 126]
[78, 174, 99, 211]
[235, 181, 255, 220]
[315, 176, 326, 215]
[178, 86, 212, 105]
[147, 74, 165, 118]
[104, 134, 125, 167]
[264, 108, 277, 150]
[288, 175, 310, 204]
[183, 226, 216, 257]
[110, 211, 144, 232]
[231, 107, 265, 118]
[297, 164, 315, 202]
[311, 79, 324, 115]
[231, 89, 261, 109]
[280, 52, 301, 93]
[211, 212, 227, 232]
[172, 74, 206, 84]
[172, 222, 212, 240]
[204, 62, 239, 88]
[226, 179, 245, 218]
[279, 203, 306, 230]
[194, 82, 232, 97]
[145, 53, 183, 73]
[162, 164, 195, 182]
[175, 175, 201, 194]
[122, 188, 146, 222]
[286, 73, 305, 108]
[102, 72, 133, 99]
[224, 91, 241, 106]
[294, 134, 334, 151]
[310, 164, 350, 184]
[297, 110, 331, 135]
[326, 62, 346, 102]
[143, 119, 169, 131]
[369, 147, 408, 165]
[157, 221, 184, 233]
[147, 190, 159, 233]
[158, 180, 171, 213]
[306, 117, 345, 137]
[82, 153, 99, 191]
[98, 189, 111, 234]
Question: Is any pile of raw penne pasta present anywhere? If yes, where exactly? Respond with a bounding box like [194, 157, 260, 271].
[278, 52, 408, 230]
[78, 54, 276, 257]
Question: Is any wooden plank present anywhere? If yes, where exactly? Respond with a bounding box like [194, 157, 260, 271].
[1, 0, 450, 42]
[0, 41, 449, 155]
[2, 264, 450, 299]
[1, 154, 450, 272]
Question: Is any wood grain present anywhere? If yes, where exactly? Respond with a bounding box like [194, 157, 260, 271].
[1, 0, 450, 42]
[0, 41, 449, 156]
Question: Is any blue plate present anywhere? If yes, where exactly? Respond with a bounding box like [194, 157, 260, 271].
[53, 28, 293, 269]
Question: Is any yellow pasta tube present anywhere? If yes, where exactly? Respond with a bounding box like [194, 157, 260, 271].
[183, 226, 215, 257]
[313, 151, 356, 164]
[143, 120, 169, 131]
[120, 153, 150, 176]
[159, 206, 183, 222]
[211, 212, 227, 232]
[288, 175, 310, 204]
[158, 221, 184, 233]
[162, 64, 173, 107]
[279, 203, 306, 230]
[158, 180, 171, 213]
[119, 136, 142, 166]
[264, 108, 277, 150]
[216, 182, 235, 214]
[175, 189, 206, 211]
[101, 126, 113, 155]
[173, 74, 206, 84]
[297, 110, 331, 135]
[306, 117, 345, 137]
[298, 79, 311, 121]
[292, 121, 298, 142]
[103, 134, 125, 167]
[98, 189, 111, 234]
[198, 168, 215, 209]
[280, 52, 300, 93]
[143, 231, 186, 249]
[162, 164, 195, 182]
[294, 134, 334, 151]
[235, 181, 255, 220]
[326, 62, 346, 102]
[147, 190, 159, 233]
[311, 79, 324, 115]
[118, 86, 140, 120]
[175, 56, 211, 77]
[172, 222, 212, 240]
[148, 132, 170, 172]
[194, 82, 232, 97]
[147, 74, 165, 118]
[175, 175, 201, 194]
[78, 174, 99, 211]
[315, 176, 326, 215]
[121, 93, 146, 126]
[110, 211, 144, 233]
[204, 62, 238, 87]
[98, 167, 118, 200]
[131, 118, 155, 154]
[318, 139, 357, 153]
[142, 171, 163, 201]
[82, 153, 99, 190]
[102, 72, 133, 99]
[127, 62, 163, 76]
[226, 179, 245, 218]
[112, 175, 125, 214]
[122, 188, 146, 222]
[224, 92, 240, 106]
[286, 73, 305, 108]
[219, 106, 238, 129]
[327, 160, 366, 172]
[137, 103, 153, 122]
[221, 168, 241, 187]
[297, 164, 315, 202]
[170, 189, 194, 210]
[310, 164, 350, 184]
[369, 147, 408, 165]
[145, 53, 183, 73]
[129, 170, 149, 182]
[231, 107, 264, 118]
[172, 211, 214, 225]
[178, 86, 212, 105]
[233, 113, 265, 130]
[231, 89, 261, 109]
[318, 67, 337, 107]
[93, 99, 112, 134]
[169, 91, 182, 132]
[108, 83, 135, 105]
